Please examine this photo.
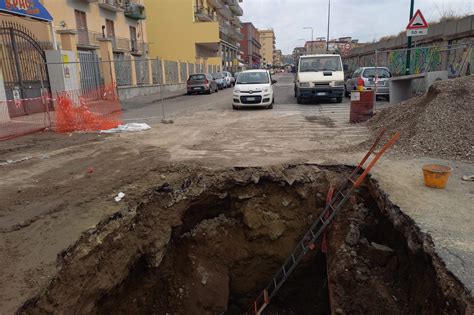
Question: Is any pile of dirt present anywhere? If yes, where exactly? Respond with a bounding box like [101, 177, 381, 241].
[369, 75, 474, 160]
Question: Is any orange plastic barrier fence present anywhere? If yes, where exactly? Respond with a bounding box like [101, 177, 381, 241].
[55, 85, 122, 133]
[0, 85, 122, 140]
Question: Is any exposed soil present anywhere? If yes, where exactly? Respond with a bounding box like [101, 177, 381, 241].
[16, 165, 472, 314]
[368, 75, 474, 161]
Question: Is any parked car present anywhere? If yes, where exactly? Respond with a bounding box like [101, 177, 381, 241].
[221, 71, 234, 87]
[234, 71, 241, 81]
[232, 70, 276, 110]
[212, 73, 226, 90]
[345, 67, 392, 99]
[187, 73, 218, 95]
[294, 54, 345, 104]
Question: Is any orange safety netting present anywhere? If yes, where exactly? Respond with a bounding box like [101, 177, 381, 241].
[54, 85, 122, 133]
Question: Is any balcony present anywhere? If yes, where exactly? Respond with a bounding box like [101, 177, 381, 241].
[207, 0, 223, 9]
[125, 3, 146, 20]
[228, 0, 243, 16]
[217, 4, 233, 20]
[76, 29, 101, 48]
[98, 0, 124, 12]
[131, 39, 148, 55]
[194, 6, 216, 22]
[230, 17, 241, 27]
[111, 36, 131, 52]
[230, 28, 243, 41]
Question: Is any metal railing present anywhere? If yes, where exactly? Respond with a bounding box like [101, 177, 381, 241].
[124, 3, 146, 20]
[97, 0, 124, 11]
[76, 29, 101, 48]
[194, 6, 217, 22]
[111, 36, 131, 51]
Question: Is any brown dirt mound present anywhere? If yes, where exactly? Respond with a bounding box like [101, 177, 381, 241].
[369, 75, 474, 160]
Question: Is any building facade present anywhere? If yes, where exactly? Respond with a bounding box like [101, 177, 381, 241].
[293, 46, 306, 64]
[240, 22, 261, 68]
[273, 49, 282, 67]
[259, 29, 275, 67]
[304, 40, 327, 55]
[145, 0, 244, 72]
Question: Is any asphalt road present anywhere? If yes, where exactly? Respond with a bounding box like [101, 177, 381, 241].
[122, 73, 391, 123]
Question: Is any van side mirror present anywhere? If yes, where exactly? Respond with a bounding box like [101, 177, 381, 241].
[272, 79, 277, 84]
[343, 64, 349, 71]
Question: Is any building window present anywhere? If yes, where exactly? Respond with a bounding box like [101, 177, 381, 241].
[106, 19, 115, 38]
[75, 10, 88, 45]
[130, 26, 138, 52]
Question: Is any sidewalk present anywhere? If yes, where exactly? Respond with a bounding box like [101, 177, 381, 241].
[120, 89, 186, 111]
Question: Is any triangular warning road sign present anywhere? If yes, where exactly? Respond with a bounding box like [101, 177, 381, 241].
[407, 9, 429, 29]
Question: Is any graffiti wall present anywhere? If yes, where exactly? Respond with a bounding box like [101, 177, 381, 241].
[342, 15, 474, 77]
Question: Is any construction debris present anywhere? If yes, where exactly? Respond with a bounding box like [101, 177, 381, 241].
[369, 75, 474, 160]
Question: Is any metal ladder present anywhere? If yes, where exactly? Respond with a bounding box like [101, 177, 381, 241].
[246, 129, 400, 315]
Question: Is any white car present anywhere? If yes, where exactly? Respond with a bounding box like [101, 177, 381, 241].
[232, 70, 276, 110]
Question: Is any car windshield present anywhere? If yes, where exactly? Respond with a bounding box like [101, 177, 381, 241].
[299, 56, 342, 72]
[363, 68, 391, 78]
[212, 73, 223, 79]
[189, 74, 206, 81]
[236, 72, 269, 84]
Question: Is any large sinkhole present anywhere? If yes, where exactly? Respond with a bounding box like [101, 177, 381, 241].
[20, 165, 471, 314]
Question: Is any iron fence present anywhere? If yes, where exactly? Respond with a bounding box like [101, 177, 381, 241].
[180, 62, 188, 82]
[113, 55, 132, 86]
[164, 60, 179, 84]
[152, 59, 163, 84]
[135, 58, 149, 85]
[188, 63, 195, 76]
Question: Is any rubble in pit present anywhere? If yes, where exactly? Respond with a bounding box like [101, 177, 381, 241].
[17, 165, 473, 314]
[368, 75, 474, 160]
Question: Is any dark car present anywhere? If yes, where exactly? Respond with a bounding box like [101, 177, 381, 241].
[187, 73, 218, 95]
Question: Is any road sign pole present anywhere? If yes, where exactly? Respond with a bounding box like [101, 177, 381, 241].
[405, 0, 415, 75]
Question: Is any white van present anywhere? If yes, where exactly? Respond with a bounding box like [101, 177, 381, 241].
[294, 54, 345, 104]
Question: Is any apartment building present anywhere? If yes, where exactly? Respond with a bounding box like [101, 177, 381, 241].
[145, 0, 244, 72]
[304, 40, 327, 55]
[259, 29, 275, 67]
[273, 49, 282, 67]
[293, 46, 306, 64]
[0, 0, 149, 114]
[240, 22, 261, 68]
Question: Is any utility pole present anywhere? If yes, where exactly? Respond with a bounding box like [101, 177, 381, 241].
[303, 27, 313, 42]
[326, 0, 331, 51]
[405, 0, 415, 75]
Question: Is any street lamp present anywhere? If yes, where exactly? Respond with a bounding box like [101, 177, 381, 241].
[303, 27, 313, 42]
[326, 0, 331, 51]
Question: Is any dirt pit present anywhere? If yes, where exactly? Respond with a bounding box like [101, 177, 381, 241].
[19, 165, 472, 314]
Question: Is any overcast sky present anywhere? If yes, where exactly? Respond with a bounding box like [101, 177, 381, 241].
[240, 0, 474, 54]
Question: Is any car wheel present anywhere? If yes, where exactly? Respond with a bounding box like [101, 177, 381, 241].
[344, 85, 350, 97]
[232, 105, 239, 110]
[297, 96, 303, 104]
[207, 88, 212, 94]
[267, 104, 273, 109]
[336, 97, 343, 103]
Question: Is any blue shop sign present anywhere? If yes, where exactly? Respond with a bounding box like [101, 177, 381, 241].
[0, 0, 53, 22]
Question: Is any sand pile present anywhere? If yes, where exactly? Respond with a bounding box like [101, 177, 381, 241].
[370, 75, 474, 160]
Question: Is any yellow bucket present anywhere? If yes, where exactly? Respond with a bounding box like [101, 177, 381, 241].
[422, 164, 453, 189]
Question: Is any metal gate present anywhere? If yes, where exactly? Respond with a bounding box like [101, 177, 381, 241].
[0, 21, 52, 118]
[77, 50, 102, 93]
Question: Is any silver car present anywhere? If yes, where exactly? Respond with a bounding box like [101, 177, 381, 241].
[345, 67, 392, 99]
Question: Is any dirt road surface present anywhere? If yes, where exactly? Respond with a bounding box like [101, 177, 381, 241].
[1, 74, 472, 313]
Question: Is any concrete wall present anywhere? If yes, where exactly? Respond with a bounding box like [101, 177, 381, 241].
[118, 83, 186, 100]
[344, 15, 474, 76]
